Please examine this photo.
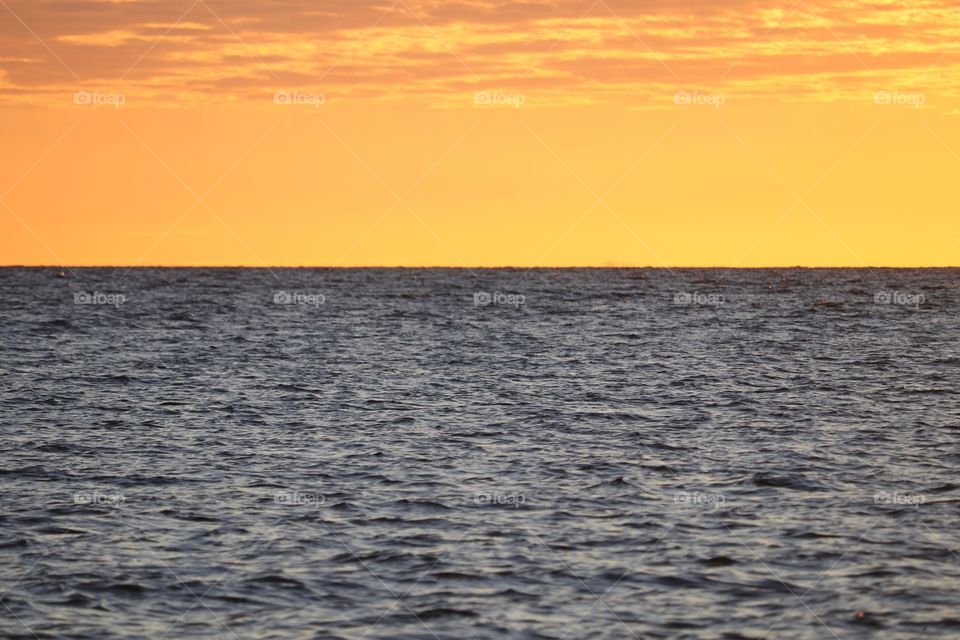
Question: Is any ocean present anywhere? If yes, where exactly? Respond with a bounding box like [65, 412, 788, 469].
[1, 267, 958, 639]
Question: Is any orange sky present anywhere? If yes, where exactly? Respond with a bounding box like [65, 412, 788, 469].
[1, 0, 959, 266]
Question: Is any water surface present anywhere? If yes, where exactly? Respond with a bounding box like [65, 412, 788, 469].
[1, 267, 958, 639]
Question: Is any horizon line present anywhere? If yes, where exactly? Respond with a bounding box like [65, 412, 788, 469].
[4, 264, 960, 270]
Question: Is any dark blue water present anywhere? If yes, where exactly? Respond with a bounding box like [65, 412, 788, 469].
[1, 267, 958, 639]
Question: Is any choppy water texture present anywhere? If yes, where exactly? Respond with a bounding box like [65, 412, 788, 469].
[1, 267, 959, 639]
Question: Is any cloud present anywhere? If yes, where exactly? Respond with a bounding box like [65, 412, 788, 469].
[0, 0, 958, 106]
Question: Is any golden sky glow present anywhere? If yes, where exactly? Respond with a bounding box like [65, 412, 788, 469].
[1, 0, 959, 266]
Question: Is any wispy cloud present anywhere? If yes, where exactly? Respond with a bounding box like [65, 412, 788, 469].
[1, 0, 958, 106]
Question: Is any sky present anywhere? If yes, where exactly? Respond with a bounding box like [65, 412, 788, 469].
[1, 0, 959, 267]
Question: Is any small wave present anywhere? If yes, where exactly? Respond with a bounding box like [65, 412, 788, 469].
[414, 607, 478, 620]
[242, 575, 308, 589]
[749, 471, 830, 491]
